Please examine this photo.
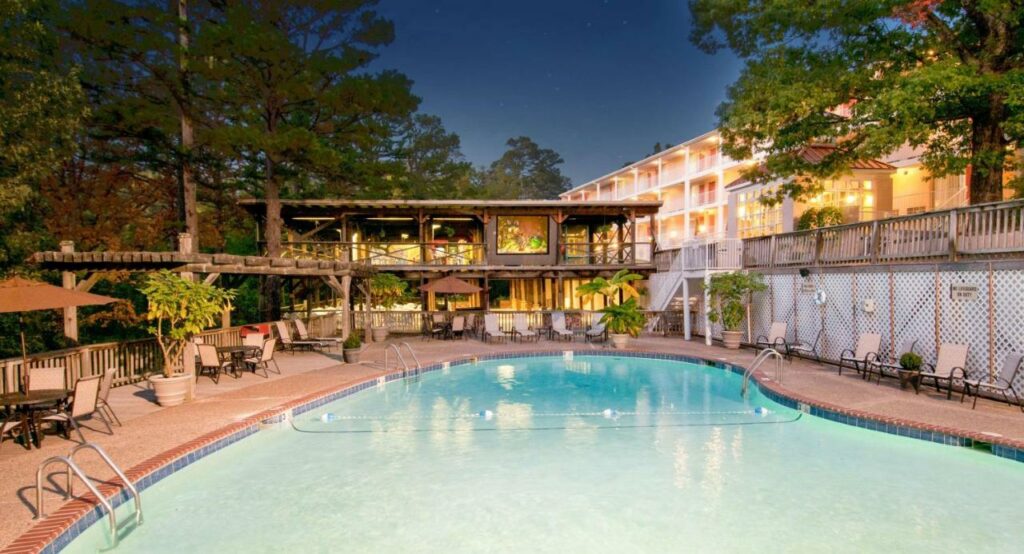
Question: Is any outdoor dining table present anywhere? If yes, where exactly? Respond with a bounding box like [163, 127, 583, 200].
[0, 389, 70, 449]
[216, 345, 261, 378]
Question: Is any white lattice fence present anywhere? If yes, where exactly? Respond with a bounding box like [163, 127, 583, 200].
[993, 269, 1024, 397]
[938, 270, 990, 380]
[851, 272, 891, 359]
[818, 273, 855, 360]
[890, 271, 938, 366]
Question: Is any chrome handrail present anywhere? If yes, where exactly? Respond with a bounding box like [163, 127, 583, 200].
[399, 342, 421, 369]
[384, 344, 409, 373]
[36, 456, 118, 545]
[741, 348, 785, 396]
[68, 443, 143, 527]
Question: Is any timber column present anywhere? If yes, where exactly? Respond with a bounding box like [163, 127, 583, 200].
[178, 232, 195, 281]
[60, 241, 78, 342]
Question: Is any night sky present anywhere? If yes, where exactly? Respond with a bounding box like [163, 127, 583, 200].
[371, 0, 743, 186]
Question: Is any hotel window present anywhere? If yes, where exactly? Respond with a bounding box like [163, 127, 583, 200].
[736, 187, 782, 238]
[809, 179, 875, 222]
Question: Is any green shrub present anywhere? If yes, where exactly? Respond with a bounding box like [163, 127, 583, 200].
[899, 352, 923, 371]
[598, 298, 646, 337]
[705, 271, 766, 332]
[343, 333, 362, 350]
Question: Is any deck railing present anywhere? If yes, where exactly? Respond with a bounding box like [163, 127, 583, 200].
[738, 199, 1024, 269]
[274, 241, 487, 266]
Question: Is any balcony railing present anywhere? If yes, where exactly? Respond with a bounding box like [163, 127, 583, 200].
[738, 199, 1024, 269]
[560, 242, 649, 266]
[690, 190, 717, 207]
[275, 241, 486, 266]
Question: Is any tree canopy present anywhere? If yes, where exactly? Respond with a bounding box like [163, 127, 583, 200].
[690, 0, 1024, 205]
[475, 136, 572, 199]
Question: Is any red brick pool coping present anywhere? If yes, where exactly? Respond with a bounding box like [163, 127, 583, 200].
[5, 348, 1023, 554]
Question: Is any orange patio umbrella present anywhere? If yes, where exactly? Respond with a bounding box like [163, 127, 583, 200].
[418, 275, 483, 295]
[0, 276, 118, 369]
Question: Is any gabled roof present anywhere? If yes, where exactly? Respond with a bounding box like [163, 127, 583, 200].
[726, 145, 895, 189]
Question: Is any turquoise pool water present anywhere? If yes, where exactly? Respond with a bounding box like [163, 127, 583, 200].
[65, 356, 1024, 553]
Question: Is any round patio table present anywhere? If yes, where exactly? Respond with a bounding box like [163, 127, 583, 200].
[216, 345, 261, 377]
[0, 389, 70, 449]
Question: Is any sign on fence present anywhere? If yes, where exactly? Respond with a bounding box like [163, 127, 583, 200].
[950, 284, 979, 301]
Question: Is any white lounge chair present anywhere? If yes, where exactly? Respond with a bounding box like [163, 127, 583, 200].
[512, 314, 538, 342]
[96, 368, 122, 427]
[550, 312, 573, 341]
[920, 343, 969, 399]
[585, 319, 606, 342]
[244, 338, 280, 378]
[197, 343, 232, 383]
[294, 319, 340, 350]
[41, 374, 107, 443]
[838, 333, 881, 376]
[755, 322, 789, 351]
[961, 351, 1024, 411]
[275, 321, 323, 353]
[483, 314, 510, 343]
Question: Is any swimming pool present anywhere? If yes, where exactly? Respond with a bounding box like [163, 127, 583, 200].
[64, 355, 1024, 552]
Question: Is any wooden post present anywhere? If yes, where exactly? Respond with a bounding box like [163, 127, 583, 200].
[340, 275, 351, 340]
[178, 232, 195, 281]
[60, 241, 78, 342]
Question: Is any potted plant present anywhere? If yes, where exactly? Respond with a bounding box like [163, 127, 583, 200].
[598, 298, 646, 349]
[368, 273, 411, 341]
[705, 271, 766, 349]
[576, 268, 644, 348]
[899, 352, 923, 371]
[141, 270, 234, 406]
[343, 333, 363, 363]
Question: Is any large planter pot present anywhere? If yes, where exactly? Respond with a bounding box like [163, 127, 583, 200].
[371, 327, 388, 342]
[610, 333, 631, 350]
[149, 374, 192, 407]
[344, 348, 362, 364]
[721, 330, 742, 349]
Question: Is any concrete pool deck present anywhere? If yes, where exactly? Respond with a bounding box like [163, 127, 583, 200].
[2, 335, 1024, 551]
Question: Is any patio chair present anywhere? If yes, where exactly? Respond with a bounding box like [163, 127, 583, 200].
[865, 338, 918, 383]
[40, 374, 107, 443]
[96, 367, 122, 427]
[464, 313, 478, 338]
[551, 312, 574, 341]
[961, 351, 1024, 411]
[27, 366, 66, 392]
[0, 414, 25, 450]
[243, 332, 265, 349]
[429, 315, 448, 340]
[274, 321, 323, 353]
[294, 319, 340, 351]
[483, 314, 510, 343]
[786, 329, 821, 362]
[512, 314, 538, 342]
[196, 343, 231, 384]
[451, 316, 466, 340]
[585, 319, 607, 342]
[244, 338, 280, 378]
[920, 343, 969, 399]
[837, 333, 881, 376]
[755, 322, 789, 352]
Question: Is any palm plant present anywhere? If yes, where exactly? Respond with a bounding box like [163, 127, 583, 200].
[575, 269, 642, 300]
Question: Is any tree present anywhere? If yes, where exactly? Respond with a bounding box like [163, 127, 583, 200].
[194, 0, 418, 319]
[389, 114, 473, 199]
[690, 0, 1024, 205]
[0, 0, 87, 214]
[796, 206, 845, 231]
[476, 137, 572, 199]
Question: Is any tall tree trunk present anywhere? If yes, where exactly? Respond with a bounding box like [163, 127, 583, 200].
[968, 95, 1008, 205]
[261, 154, 283, 321]
[176, 0, 198, 248]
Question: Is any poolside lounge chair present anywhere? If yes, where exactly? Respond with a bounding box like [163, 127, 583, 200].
[244, 338, 280, 378]
[294, 319, 340, 351]
[960, 351, 1024, 411]
[96, 368, 122, 427]
[483, 314, 510, 343]
[512, 314, 538, 342]
[837, 333, 881, 376]
[41, 374, 106, 443]
[865, 337, 918, 383]
[275, 321, 323, 353]
[450, 316, 466, 340]
[585, 319, 607, 342]
[755, 322, 789, 352]
[551, 312, 574, 341]
[197, 343, 232, 383]
[786, 329, 821, 362]
[919, 343, 969, 399]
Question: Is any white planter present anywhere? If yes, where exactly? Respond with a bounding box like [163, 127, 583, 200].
[610, 333, 630, 349]
[149, 374, 192, 407]
[371, 327, 388, 342]
[721, 330, 742, 349]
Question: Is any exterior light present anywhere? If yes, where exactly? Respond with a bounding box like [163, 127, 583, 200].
[864, 194, 874, 207]
[698, 224, 708, 233]
[400, 233, 409, 239]
[846, 194, 857, 205]
[668, 230, 678, 238]
[863, 181, 872, 190]
[738, 206, 746, 217]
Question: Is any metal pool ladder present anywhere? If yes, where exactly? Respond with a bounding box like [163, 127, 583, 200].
[36, 442, 143, 547]
[741, 348, 785, 397]
[384, 342, 421, 372]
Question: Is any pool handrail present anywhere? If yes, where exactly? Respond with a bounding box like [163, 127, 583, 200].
[742, 348, 785, 396]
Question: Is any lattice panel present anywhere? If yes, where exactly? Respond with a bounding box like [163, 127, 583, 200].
[851, 272, 891, 359]
[938, 270, 990, 380]
[818, 273, 855, 360]
[888, 271, 938, 365]
[793, 275, 821, 345]
[993, 269, 1024, 396]
[749, 284, 773, 344]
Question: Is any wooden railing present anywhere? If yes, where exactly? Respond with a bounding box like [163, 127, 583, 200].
[559, 242, 643, 265]
[680, 238, 743, 271]
[275, 241, 486, 266]
[739, 199, 1024, 269]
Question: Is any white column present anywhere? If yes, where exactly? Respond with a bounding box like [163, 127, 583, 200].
[657, 159, 663, 188]
[704, 273, 712, 346]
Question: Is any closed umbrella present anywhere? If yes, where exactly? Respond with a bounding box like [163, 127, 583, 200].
[0, 277, 117, 372]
